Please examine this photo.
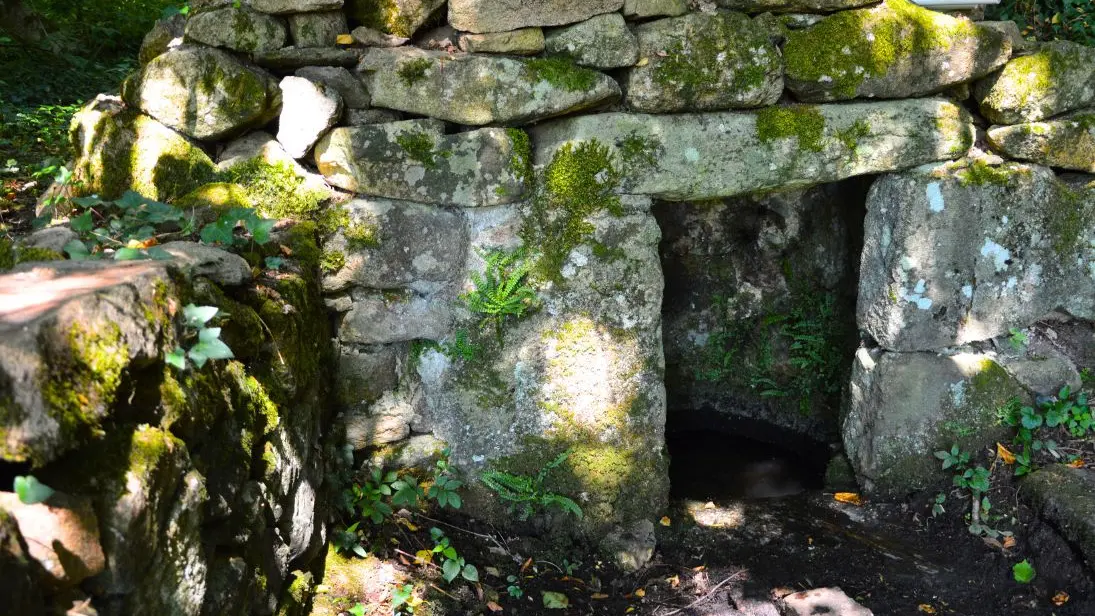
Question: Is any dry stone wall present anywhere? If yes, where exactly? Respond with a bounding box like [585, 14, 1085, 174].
[2, 0, 1095, 612]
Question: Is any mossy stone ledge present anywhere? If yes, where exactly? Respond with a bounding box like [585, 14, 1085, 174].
[975, 40, 1095, 124]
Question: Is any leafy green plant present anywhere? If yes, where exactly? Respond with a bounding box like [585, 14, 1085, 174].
[1000, 388, 1090, 476]
[332, 521, 368, 558]
[346, 468, 398, 524]
[1013, 559, 1036, 584]
[933, 444, 1010, 539]
[13, 475, 53, 504]
[199, 206, 275, 249]
[429, 527, 479, 583]
[989, 0, 1094, 45]
[480, 450, 583, 521]
[63, 190, 188, 261]
[462, 248, 538, 337]
[506, 575, 524, 599]
[390, 583, 418, 614]
[391, 475, 425, 509]
[426, 450, 463, 510]
[165, 304, 234, 370]
[1007, 327, 1029, 352]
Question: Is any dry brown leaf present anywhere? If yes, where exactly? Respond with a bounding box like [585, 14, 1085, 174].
[336, 34, 354, 45]
[279, 244, 293, 256]
[634, 588, 646, 598]
[414, 549, 433, 566]
[1068, 458, 1085, 468]
[486, 601, 503, 612]
[520, 557, 533, 573]
[997, 443, 1016, 465]
[692, 565, 707, 572]
[1052, 591, 1070, 606]
[1003, 536, 1017, 549]
[667, 575, 680, 588]
[918, 604, 936, 614]
[660, 516, 672, 526]
[834, 492, 864, 506]
[591, 593, 609, 600]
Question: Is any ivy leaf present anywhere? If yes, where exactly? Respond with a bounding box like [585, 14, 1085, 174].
[200, 220, 236, 245]
[14, 475, 54, 505]
[188, 347, 209, 369]
[442, 559, 460, 583]
[63, 239, 90, 260]
[114, 247, 145, 261]
[71, 210, 94, 233]
[190, 336, 234, 362]
[264, 256, 284, 270]
[249, 217, 275, 244]
[461, 564, 479, 582]
[1013, 560, 1036, 584]
[183, 304, 219, 327]
[165, 347, 187, 371]
[115, 191, 146, 210]
[542, 591, 569, 609]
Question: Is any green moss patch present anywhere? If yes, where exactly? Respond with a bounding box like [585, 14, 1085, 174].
[521, 140, 623, 283]
[395, 130, 451, 169]
[756, 105, 826, 152]
[525, 57, 601, 93]
[397, 57, 432, 87]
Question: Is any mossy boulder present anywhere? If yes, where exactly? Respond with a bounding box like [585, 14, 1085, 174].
[253, 0, 344, 13]
[314, 119, 528, 206]
[987, 109, 1095, 173]
[1021, 465, 1095, 574]
[358, 47, 620, 126]
[139, 12, 185, 65]
[843, 349, 1022, 497]
[718, 0, 877, 11]
[544, 13, 637, 69]
[529, 98, 974, 201]
[975, 40, 1095, 124]
[627, 11, 783, 112]
[122, 46, 282, 141]
[288, 10, 347, 47]
[254, 46, 359, 69]
[449, 0, 623, 33]
[784, 0, 1011, 102]
[457, 27, 545, 55]
[0, 261, 175, 466]
[623, 0, 688, 18]
[69, 96, 217, 202]
[858, 161, 1095, 351]
[346, 0, 444, 38]
[183, 6, 288, 53]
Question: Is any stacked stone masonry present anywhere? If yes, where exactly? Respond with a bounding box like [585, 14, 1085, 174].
[2, 0, 1095, 613]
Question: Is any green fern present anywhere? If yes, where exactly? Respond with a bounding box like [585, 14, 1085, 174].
[480, 450, 582, 521]
[461, 249, 538, 335]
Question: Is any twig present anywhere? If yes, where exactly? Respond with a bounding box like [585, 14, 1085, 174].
[412, 512, 512, 556]
[660, 570, 747, 616]
[429, 583, 459, 601]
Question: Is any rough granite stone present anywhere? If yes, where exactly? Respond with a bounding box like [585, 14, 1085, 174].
[344, 390, 416, 447]
[545, 13, 637, 69]
[458, 28, 545, 55]
[623, 0, 688, 19]
[288, 10, 348, 47]
[350, 25, 408, 47]
[1021, 465, 1095, 572]
[314, 120, 528, 206]
[718, 0, 877, 11]
[529, 99, 975, 201]
[253, 0, 343, 13]
[184, 6, 287, 53]
[322, 197, 467, 293]
[0, 509, 44, 615]
[857, 161, 1095, 351]
[987, 109, 1095, 173]
[344, 108, 402, 125]
[254, 46, 359, 69]
[122, 47, 281, 141]
[158, 241, 253, 286]
[338, 344, 404, 406]
[339, 292, 453, 344]
[295, 66, 371, 109]
[358, 47, 620, 125]
[139, 13, 185, 64]
[346, 0, 444, 38]
[843, 348, 1021, 497]
[975, 40, 1095, 124]
[449, 0, 624, 33]
[784, 0, 1011, 102]
[277, 76, 343, 159]
[0, 492, 105, 588]
[628, 12, 783, 112]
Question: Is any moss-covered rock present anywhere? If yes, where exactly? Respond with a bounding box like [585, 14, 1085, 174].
[457, 27, 545, 55]
[843, 349, 1023, 497]
[717, 0, 875, 10]
[987, 109, 1095, 173]
[544, 13, 637, 69]
[314, 119, 528, 206]
[529, 99, 974, 201]
[627, 11, 783, 112]
[69, 96, 217, 203]
[122, 46, 282, 141]
[288, 10, 347, 48]
[347, 0, 444, 38]
[358, 47, 620, 126]
[1021, 465, 1095, 574]
[784, 0, 1011, 102]
[184, 6, 287, 53]
[450, 0, 622, 33]
[975, 40, 1095, 124]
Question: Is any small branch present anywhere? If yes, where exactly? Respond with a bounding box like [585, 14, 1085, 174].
[660, 570, 747, 616]
[429, 583, 459, 601]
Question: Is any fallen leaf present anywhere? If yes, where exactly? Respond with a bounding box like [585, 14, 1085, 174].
[484, 566, 501, 578]
[636, 57, 650, 67]
[414, 549, 433, 566]
[997, 443, 1016, 465]
[703, 501, 716, 509]
[660, 516, 672, 526]
[634, 588, 646, 598]
[336, 34, 354, 45]
[918, 604, 936, 614]
[692, 565, 707, 572]
[1068, 458, 1085, 468]
[520, 557, 533, 573]
[667, 575, 680, 588]
[1003, 536, 1017, 549]
[626, 608, 635, 613]
[808, 536, 814, 545]
[591, 593, 609, 600]
[542, 591, 569, 609]
[1052, 591, 1070, 606]
[396, 517, 418, 531]
[834, 492, 864, 506]
[486, 601, 503, 612]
